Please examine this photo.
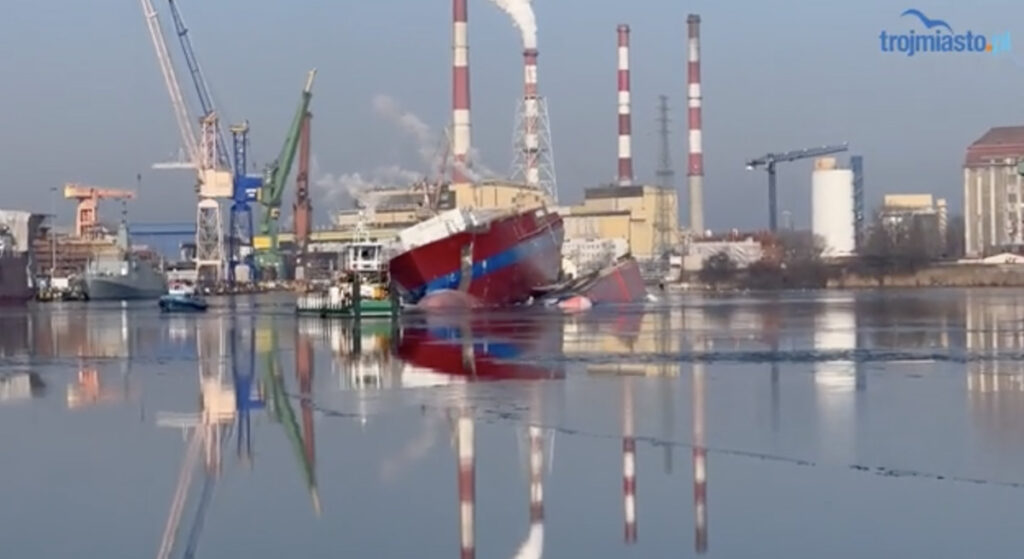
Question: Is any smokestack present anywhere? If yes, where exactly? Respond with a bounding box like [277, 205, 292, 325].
[623, 381, 637, 543]
[452, 0, 472, 184]
[617, 24, 633, 187]
[687, 14, 705, 234]
[523, 48, 540, 188]
[457, 414, 475, 559]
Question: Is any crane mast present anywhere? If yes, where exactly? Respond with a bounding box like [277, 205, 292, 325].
[140, 0, 198, 165]
[255, 69, 317, 278]
[166, 0, 230, 169]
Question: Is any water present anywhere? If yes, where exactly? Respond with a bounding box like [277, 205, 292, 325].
[1, 289, 1023, 557]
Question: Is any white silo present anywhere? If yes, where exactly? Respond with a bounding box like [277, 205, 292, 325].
[811, 158, 856, 257]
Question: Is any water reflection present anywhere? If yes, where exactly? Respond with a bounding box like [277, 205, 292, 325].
[12, 290, 1024, 556]
[0, 371, 45, 402]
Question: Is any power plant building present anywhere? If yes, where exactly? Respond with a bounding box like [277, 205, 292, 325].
[560, 185, 678, 261]
[964, 126, 1024, 257]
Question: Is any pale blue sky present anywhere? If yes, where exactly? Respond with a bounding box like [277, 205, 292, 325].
[1, 0, 1021, 230]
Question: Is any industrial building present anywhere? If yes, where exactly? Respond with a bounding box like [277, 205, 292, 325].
[811, 157, 856, 258]
[879, 194, 948, 255]
[681, 235, 764, 272]
[964, 126, 1024, 257]
[560, 185, 679, 262]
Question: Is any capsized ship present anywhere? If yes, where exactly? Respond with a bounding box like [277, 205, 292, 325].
[388, 206, 564, 308]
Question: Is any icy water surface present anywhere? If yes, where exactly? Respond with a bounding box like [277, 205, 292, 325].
[2, 288, 1024, 557]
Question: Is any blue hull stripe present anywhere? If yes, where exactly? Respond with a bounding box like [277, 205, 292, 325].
[410, 229, 559, 300]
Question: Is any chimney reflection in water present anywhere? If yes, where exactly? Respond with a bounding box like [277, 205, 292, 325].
[622, 378, 637, 543]
[693, 342, 708, 555]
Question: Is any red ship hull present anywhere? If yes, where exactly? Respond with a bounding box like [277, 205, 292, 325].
[578, 257, 647, 304]
[533, 256, 648, 307]
[389, 207, 564, 307]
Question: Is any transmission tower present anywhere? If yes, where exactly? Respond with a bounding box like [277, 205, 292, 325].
[653, 95, 675, 271]
[510, 96, 558, 203]
[656, 95, 675, 189]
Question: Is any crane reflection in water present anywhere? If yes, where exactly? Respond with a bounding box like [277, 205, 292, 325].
[153, 312, 320, 559]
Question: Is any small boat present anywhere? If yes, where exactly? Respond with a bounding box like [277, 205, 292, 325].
[295, 237, 396, 319]
[296, 280, 394, 318]
[159, 282, 208, 313]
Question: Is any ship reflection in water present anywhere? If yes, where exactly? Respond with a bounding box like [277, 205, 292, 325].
[9, 290, 1024, 556]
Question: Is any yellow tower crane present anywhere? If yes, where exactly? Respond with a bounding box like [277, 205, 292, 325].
[63, 183, 136, 238]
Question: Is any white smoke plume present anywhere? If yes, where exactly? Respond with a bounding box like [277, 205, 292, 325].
[489, 0, 537, 49]
[372, 94, 437, 167]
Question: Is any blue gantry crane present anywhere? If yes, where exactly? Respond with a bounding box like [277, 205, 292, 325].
[746, 143, 849, 231]
[229, 123, 263, 284]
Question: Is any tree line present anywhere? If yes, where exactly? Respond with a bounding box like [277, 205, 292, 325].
[697, 212, 966, 289]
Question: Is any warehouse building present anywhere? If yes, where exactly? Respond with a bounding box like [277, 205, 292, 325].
[964, 126, 1024, 257]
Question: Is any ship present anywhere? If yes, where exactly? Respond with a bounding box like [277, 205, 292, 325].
[81, 223, 167, 301]
[0, 225, 32, 304]
[388, 206, 564, 308]
[534, 255, 648, 308]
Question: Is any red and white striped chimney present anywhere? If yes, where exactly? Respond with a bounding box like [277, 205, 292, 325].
[523, 49, 541, 188]
[617, 24, 633, 187]
[457, 414, 475, 559]
[528, 425, 544, 524]
[686, 14, 705, 234]
[452, 0, 472, 184]
[623, 381, 637, 543]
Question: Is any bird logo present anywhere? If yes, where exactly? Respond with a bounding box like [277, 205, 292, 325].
[900, 9, 953, 33]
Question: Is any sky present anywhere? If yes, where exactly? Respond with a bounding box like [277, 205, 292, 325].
[1, 0, 1023, 232]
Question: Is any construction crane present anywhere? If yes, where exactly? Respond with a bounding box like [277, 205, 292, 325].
[254, 69, 317, 279]
[745, 143, 849, 231]
[140, 0, 232, 284]
[166, 0, 263, 286]
[63, 184, 136, 238]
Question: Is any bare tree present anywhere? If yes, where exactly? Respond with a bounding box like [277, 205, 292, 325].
[699, 251, 737, 288]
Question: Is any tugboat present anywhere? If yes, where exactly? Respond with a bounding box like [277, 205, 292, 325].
[159, 281, 208, 313]
[296, 220, 396, 319]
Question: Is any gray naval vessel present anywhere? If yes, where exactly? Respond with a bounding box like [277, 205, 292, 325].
[82, 222, 167, 301]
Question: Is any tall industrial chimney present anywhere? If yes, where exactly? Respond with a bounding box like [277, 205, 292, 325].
[617, 24, 633, 187]
[452, 0, 472, 184]
[687, 14, 705, 234]
[523, 48, 540, 188]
